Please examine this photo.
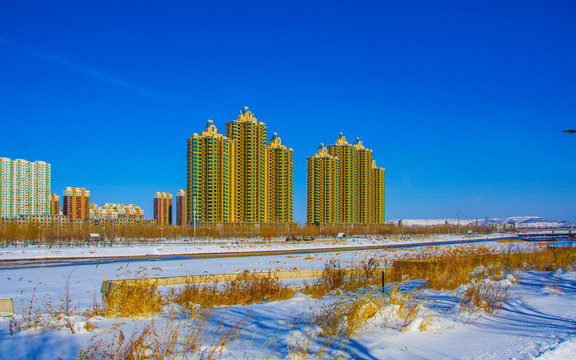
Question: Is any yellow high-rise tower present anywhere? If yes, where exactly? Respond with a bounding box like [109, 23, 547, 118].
[186, 120, 235, 223]
[308, 134, 385, 224]
[226, 107, 267, 222]
[353, 137, 373, 224]
[306, 144, 338, 224]
[266, 133, 293, 222]
[371, 161, 386, 223]
[327, 133, 357, 223]
[187, 107, 293, 224]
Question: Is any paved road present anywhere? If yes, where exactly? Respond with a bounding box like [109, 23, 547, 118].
[0, 236, 521, 270]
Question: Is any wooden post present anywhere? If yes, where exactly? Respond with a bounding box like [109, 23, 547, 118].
[381, 270, 385, 294]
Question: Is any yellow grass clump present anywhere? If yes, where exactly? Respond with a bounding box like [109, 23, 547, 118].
[169, 270, 295, 309]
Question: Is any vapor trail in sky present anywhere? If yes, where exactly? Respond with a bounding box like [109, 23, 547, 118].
[0, 36, 166, 104]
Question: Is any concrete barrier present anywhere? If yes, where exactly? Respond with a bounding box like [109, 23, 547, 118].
[0, 299, 14, 313]
[101, 267, 392, 298]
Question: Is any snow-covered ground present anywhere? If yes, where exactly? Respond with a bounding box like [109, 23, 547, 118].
[0, 234, 507, 260]
[0, 236, 575, 359]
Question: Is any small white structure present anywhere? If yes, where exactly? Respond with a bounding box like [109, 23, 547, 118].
[88, 233, 101, 242]
[337, 233, 346, 239]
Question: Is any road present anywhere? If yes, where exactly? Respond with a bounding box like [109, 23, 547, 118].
[0, 236, 515, 270]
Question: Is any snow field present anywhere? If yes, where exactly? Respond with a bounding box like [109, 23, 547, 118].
[0, 239, 575, 359]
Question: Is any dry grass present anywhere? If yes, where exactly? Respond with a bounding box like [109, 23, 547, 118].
[168, 270, 295, 309]
[76, 311, 245, 360]
[390, 245, 576, 292]
[306, 287, 426, 341]
[10, 273, 87, 334]
[104, 280, 164, 319]
[301, 258, 383, 299]
[458, 281, 509, 314]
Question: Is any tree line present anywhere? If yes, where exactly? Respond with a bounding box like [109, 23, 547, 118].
[0, 219, 496, 246]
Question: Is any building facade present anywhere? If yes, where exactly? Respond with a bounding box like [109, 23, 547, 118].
[154, 192, 173, 226]
[266, 133, 293, 222]
[176, 189, 187, 225]
[306, 144, 339, 224]
[63, 187, 90, 219]
[327, 133, 357, 223]
[307, 133, 385, 224]
[187, 121, 234, 223]
[225, 107, 268, 222]
[90, 203, 144, 219]
[371, 163, 386, 223]
[0, 157, 51, 217]
[50, 193, 60, 215]
[187, 107, 293, 224]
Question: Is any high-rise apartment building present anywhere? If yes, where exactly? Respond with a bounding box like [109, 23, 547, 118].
[307, 133, 385, 224]
[50, 193, 60, 215]
[352, 138, 373, 224]
[226, 106, 267, 222]
[176, 189, 187, 225]
[371, 162, 386, 223]
[306, 144, 338, 224]
[187, 121, 234, 223]
[0, 157, 51, 217]
[327, 133, 357, 223]
[154, 192, 172, 226]
[63, 187, 90, 219]
[187, 107, 293, 223]
[266, 133, 293, 222]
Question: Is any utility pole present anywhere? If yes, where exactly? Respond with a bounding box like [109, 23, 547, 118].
[457, 211, 461, 234]
[193, 196, 197, 240]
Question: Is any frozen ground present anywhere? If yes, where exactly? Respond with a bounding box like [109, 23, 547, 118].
[0, 236, 575, 359]
[0, 234, 507, 260]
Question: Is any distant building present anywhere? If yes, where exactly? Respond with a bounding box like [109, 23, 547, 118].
[0, 214, 68, 231]
[307, 133, 385, 224]
[0, 157, 51, 217]
[90, 203, 143, 219]
[154, 192, 172, 226]
[50, 193, 60, 215]
[176, 189, 187, 225]
[63, 187, 90, 219]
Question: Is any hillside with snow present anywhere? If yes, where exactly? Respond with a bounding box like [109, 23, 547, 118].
[392, 216, 574, 229]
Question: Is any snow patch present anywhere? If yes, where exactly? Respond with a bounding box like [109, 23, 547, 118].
[535, 337, 576, 359]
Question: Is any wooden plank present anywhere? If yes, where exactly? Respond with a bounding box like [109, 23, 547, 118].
[0, 299, 13, 313]
[101, 267, 392, 297]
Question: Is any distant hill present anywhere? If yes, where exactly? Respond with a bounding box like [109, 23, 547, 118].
[391, 216, 574, 229]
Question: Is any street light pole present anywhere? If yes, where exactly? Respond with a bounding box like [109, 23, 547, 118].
[193, 196, 196, 240]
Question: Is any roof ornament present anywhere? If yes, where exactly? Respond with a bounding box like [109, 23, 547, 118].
[204, 119, 216, 131]
[335, 132, 348, 145]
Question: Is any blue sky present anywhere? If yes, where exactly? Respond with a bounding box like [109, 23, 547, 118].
[1, 0, 575, 223]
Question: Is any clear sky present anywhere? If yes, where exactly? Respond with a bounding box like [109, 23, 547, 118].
[1, 0, 575, 223]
